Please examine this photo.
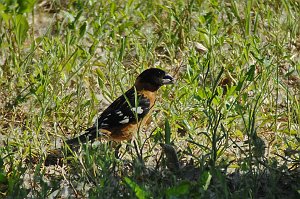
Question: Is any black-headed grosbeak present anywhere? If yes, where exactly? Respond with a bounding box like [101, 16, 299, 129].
[66, 68, 174, 146]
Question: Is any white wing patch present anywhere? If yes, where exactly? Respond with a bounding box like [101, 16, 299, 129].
[116, 111, 123, 116]
[131, 107, 144, 114]
[101, 123, 109, 127]
[119, 116, 130, 124]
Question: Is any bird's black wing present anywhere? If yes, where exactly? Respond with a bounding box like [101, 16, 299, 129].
[95, 87, 151, 129]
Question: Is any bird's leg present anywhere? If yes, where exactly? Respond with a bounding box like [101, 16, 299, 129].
[114, 143, 122, 159]
[133, 140, 144, 166]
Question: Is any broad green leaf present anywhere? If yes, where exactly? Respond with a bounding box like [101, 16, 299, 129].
[14, 14, 29, 46]
[79, 21, 87, 39]
[0, 3, 6, 12]
[124, 177, 149, 199]
[246, 65, 255, 81]
[198, 171, 212, 191]
[166, 181, 190, 198]
[17, 0, 36, 13]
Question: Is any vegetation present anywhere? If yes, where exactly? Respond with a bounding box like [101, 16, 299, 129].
[0, 0, 299, 198]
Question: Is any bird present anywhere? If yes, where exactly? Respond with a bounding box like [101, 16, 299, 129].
[66, 68, 174, 147]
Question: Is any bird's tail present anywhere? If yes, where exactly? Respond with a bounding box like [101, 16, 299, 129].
[65, 127, 99, 147]
[44, 127, 103, 165]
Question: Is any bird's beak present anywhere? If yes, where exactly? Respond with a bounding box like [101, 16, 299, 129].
[162, 74, 174, 85]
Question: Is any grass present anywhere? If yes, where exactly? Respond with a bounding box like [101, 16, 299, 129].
[0, 0, 300, 198]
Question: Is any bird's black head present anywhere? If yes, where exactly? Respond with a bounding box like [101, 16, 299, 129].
[135, 68, 174, 91]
